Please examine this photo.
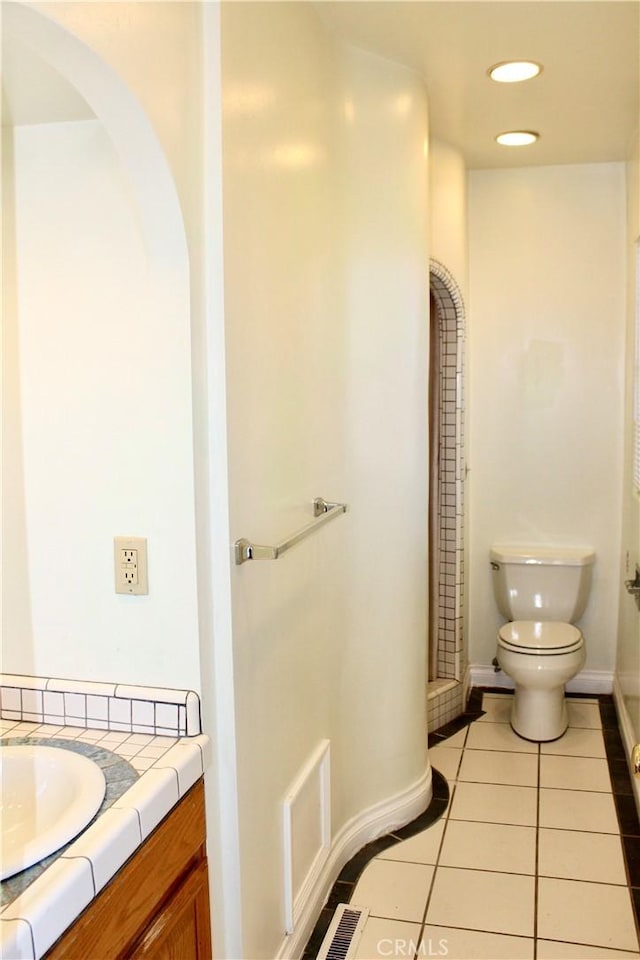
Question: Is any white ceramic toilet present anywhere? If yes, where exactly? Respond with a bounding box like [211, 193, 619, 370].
[490, 544, 595, 742]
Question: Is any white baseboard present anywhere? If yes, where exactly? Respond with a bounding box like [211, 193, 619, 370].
[612, 676, 640, 818]
[468, 664, 513, 690]
[469, 664, 613, 695]
[565, 670, 613, 694]
[462, 663, 472, 708]
[275, 764, 433, 960]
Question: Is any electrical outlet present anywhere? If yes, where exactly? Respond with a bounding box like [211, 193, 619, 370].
[114, 537, 148, 595]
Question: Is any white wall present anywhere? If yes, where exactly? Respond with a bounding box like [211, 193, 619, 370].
[468, 162, 627, 673]
[31, 0, 201, 230]
[2, 4, 201, 689]
[220, 4, 430, 956]
[429, 139, 468, 297]
[4, 7, 432, 958]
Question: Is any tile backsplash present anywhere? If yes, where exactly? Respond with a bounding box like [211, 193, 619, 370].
[0, 674, 201, 738]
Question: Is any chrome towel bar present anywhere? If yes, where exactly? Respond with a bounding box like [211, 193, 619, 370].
[234, 497, 348, 566]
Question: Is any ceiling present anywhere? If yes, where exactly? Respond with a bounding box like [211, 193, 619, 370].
[316, 1, 640, 169]
[3, 2, 638, 167]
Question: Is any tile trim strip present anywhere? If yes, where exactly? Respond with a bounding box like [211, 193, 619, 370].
[0, 675, 202, 737]
[429, 259, 466, 685]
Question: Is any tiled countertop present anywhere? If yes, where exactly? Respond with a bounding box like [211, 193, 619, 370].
[0, 717, 210, 960]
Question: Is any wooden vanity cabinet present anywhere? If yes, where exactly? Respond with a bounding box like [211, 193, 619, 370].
[46, 780, 212, 960]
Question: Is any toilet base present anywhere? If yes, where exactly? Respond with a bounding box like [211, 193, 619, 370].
[510, 685, 569, 742]
[496, 636, 585, 743]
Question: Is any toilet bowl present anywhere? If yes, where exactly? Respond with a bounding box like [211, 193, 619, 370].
[496, 621, 585, 741]
[490, 545, 595, 742]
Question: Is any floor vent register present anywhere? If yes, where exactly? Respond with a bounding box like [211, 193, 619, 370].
[315, 904, 369, 960]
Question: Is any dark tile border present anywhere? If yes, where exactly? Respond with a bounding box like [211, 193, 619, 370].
[302, 745, 462, 956]
[597, 694, 640, 938]
[470, 691, 640, 938]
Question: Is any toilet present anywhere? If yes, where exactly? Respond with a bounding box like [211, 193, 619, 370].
[490, 544, 595, 742]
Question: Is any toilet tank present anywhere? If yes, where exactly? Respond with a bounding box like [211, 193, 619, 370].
[490, 545, 595, 622]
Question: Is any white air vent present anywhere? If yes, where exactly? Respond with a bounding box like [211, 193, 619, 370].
[283, 740, 331, 933]
[316, 904, 370, 960]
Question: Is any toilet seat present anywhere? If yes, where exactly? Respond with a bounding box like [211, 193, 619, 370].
[498, 620, 583, 655]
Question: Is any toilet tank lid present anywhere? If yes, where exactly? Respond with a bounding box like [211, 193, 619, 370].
[490, 545, 595, 566]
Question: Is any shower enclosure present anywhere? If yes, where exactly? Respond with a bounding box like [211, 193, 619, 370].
[427, 259, 467, 730]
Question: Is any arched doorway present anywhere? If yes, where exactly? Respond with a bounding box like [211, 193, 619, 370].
[427, 259, 467, 729]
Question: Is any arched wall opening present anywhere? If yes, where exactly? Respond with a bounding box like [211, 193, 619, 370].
[2, 2, 199, 687]
[427, 258, 467, 730]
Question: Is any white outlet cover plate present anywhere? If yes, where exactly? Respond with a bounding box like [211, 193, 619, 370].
[114, 536, 148, 595]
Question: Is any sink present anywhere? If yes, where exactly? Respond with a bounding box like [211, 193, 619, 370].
[0, 744, 106, 880]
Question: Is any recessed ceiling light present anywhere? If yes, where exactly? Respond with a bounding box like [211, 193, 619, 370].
[495, 130, 540, 147]
[489, 61, 542, 83]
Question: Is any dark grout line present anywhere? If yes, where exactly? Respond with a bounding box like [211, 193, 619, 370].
[533, 744, 541, 960]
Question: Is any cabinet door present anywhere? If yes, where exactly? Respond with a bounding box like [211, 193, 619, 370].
[129, 859, 212, 959]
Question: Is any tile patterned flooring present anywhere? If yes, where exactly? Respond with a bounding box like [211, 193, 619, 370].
[306, 692, 640, 960]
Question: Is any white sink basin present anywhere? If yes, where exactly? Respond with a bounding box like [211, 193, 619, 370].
[1, 744, 106, 880]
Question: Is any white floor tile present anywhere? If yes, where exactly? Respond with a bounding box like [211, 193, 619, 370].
[422, 925, 534, 959]
[539, 787, 620, 833]
[426, 866, 535, 937]
[458, 749, 538, 787]
[429, 745, 462, 781]
[351, 916, 423, 960]
[540, 755, 611, 793]
[439, 820, 536, 875]
[567, 700, 602, 729]
[478, 697, 513, 724]
[537, 878, 640, 952]
[438, 727, 469, 749]
[466, 722, 538, 753]
[450, 781, 538, 827]
[379, 818, 445, 865]
[541, 727, 606, 758]
[538, 828, 628, 885]
[313, 700, 636, 960]
[537, 941, 640, 959]
[351, 858, 434, 923]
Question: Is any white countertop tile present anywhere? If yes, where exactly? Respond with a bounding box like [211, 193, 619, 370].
[0, 918, 35, 959]
[112, 766, 180, 839]
[45, 679, 116, 697]
[113, 684, 189, 705]
[61, 807, 142, 893]
[3, 859, 94, 958]
[154, 740, 204, 796]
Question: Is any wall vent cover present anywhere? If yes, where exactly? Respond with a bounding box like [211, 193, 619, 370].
[315, 904, 369, 960]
